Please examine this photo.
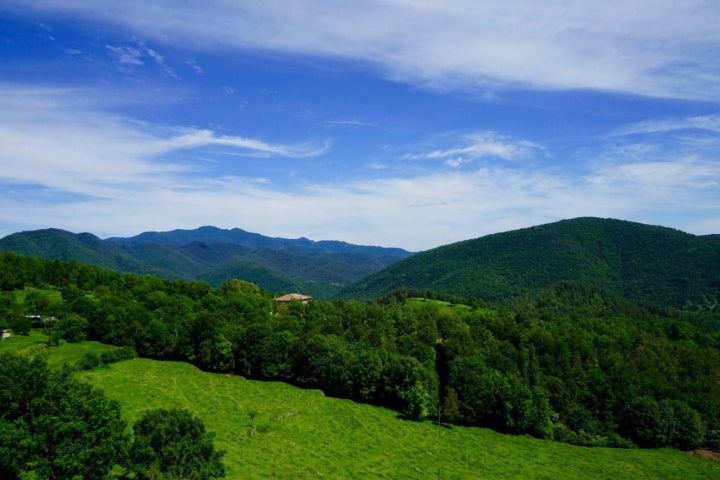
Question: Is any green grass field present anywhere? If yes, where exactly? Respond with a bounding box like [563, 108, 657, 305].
[13, 286, 64, 305]
[3, 333, 719, 479]
[0, 329, 119, 368]
[405, 297, 498, 319]
[84, 359, 720, 480]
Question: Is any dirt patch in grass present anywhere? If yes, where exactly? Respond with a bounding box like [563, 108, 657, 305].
[687, 449, 720, 462]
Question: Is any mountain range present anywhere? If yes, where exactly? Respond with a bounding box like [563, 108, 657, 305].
[1, 218, 718, 308]
[0, 226, 413, 299]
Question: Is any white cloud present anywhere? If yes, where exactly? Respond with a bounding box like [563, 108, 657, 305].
[186, 59, 204, 75]
[2, 159, 717, 250]
[325, 120, 376, 128]
[158, 129, 329, 158]
[587, 156, 720, 200]
[143, 45, 163, 65]
[609, 115, 720, 137]
[0, 85, 718, 250]
[444, 157, 466, 168]
[105, 41, 179, 77]
[423, 131, 543, 163]
[0, 85, 327, 200]
[105, 44, 143, 65]
[9, 0, 720, 100]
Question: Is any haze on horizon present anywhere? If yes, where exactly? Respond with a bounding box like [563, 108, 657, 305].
[1, 1, 719, 251]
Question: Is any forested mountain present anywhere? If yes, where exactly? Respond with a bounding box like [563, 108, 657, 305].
[340, 217, 720, 307]
[0, 227, 413, 299]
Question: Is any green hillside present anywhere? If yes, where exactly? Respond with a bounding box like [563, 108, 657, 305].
[84, 358, 720, 480]
[0, 229, 146, 272]
[339, 217, 720, 306]
[3, 250, 720, 459]
[2, 332, 717, 479]
[198, 254, 339, 298]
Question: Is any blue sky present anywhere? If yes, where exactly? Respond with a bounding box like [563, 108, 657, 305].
[1, 1, 719, 251]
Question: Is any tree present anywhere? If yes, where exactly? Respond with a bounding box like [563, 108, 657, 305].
[401, 381, 431, 419]
[621, 396, 675, 447]
[7, 314, 31, 336]
[0, 353, 128, 479]
[378, 354, 433, 414]
[295, 334, 353, 397]
[349, 348, 383, 401]
[23, 289, 52, 316]
[137, 318, 176, 359]
[669, 400, 705, 449]
[129, 408, 225, 480]
[441, 387, 461, 423]
[57, 312, 89, 342]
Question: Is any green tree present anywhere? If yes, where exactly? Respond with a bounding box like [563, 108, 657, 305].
[349, 348, 383, 401]
[7, 314, 31, 336]
[0, 353, 128, 479]
[23, 289, 52, 316]
[378, 354, 432, 413]
[129, 408, 225, 480]
[296, 334, 353, 397]
[138, 318, 176, 359]
[57, 312, 89, 342]
[401, 381, 431, 419]
[669, 400, 705, 449]
[0, 292, 19, 325]
[621, 396, 675, 447]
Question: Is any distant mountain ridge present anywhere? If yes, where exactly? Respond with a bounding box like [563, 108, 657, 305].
[339, 217, 720, 307]
[0, 226, 414, 298]
[107, 225, 410, 256]
[5, 218, 718, 308]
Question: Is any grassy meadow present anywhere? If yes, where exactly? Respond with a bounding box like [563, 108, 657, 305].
[84, 360, 720, 480]
[2, 333, 719, 479]
[0, 328, 118, 368]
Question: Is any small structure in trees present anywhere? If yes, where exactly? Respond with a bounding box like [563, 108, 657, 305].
[274, 293, 313, 303]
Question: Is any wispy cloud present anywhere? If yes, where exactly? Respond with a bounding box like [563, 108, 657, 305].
[186, 59, 204, 75]
[159, 129, 329, 158]
[143, 45, 163, 65]
[422, 131, 543, 166]
[0, 84, 717, 249]
[588, 156, 720, 195]
[106, 40, 178, 77]
[0, 85, 327, 200]
[399, 131, 545, 169]
[10, 1, 720, 100]
[105, 44, 144, 65]
[608, 115, 720, 137]
[325, 120, 376, 128]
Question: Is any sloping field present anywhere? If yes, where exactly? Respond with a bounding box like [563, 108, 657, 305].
[83, 359, 720, 480]
[0, 329, 118, 367]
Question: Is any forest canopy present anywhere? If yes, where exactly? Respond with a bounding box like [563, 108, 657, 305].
[1, 251, 720, 453]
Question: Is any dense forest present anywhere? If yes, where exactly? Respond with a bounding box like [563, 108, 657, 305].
[340, 217, 720, 306]
[1, 251, 720, 455]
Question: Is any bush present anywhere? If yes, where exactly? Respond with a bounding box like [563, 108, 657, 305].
[100, 347, 138, 364]
[7, 316, 31, 336]
[78, 352, 101, 370]
[705, 429, 720, 451]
